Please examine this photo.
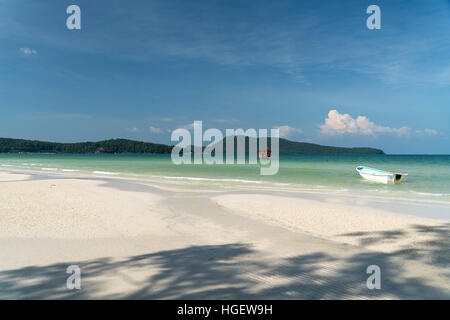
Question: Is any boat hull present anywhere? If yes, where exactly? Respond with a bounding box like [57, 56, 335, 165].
[358, 172, 393, 184]
[356, 166, 408, 184]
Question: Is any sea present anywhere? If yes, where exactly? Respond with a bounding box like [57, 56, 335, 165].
[1, 153, 449, 200]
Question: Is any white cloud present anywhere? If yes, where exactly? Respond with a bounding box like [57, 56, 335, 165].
[319, 110, 411, 137]
[214, 118, 238, 124]
[415, 129, 439, 136]
[274, 125, 303, 139]
[20, 47, 37, 55]
[126, 127, 140, 132]
[182, 122, 195, 130]
[148, 126, 162, 133]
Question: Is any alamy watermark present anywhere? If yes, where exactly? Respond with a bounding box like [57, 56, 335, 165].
[366, 5, 381, 30]
[366, 265, 381, 290]
[171, 121, 279, 175]
[66, 265, 81, 290]
[66, 5, 81, 30]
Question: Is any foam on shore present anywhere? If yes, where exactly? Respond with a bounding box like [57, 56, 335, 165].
[92, 171, 120, 175]
[163, 176, 262, 184]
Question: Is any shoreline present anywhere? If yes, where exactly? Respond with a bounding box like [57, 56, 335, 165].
[2, 166, 450, 212]
[0, 170, 449, 299]
[2, 153, 450, 203]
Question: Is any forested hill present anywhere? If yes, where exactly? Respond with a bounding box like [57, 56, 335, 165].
[0, 138, 172, 154]
[277, 138, 384, 154]
[206, 136, 385, 154]
[0, 137, 384, 154]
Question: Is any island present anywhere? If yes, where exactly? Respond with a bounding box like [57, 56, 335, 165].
[0, 137, 384, 154]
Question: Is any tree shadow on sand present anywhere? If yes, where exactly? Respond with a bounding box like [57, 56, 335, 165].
[1, 241, 449, 299]
[338, 223, 450, 265]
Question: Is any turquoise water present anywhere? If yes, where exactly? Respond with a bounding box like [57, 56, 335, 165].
[1, 153, 449, 198]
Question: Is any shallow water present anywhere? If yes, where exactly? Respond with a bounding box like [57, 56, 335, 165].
[1, 153, 449, 199]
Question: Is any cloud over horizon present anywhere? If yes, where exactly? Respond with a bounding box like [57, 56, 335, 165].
[19, 47, 37, 55]
[275, 125, 303, 139]
[319, 110, 412, 137]
[148, 126, 162, 133]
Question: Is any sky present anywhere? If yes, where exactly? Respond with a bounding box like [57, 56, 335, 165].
[0, 0, 449, 154]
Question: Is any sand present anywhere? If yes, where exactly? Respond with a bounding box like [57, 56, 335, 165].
[0, 172, 449, 299]
[212, 194, 446, 253]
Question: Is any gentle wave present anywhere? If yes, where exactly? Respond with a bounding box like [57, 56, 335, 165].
[42, 168, 58, 171]
[409, 191, 450, 197]
[61, 169, 80, 172]
[92, 171, 120, 175]
[163, 176, 262, 184]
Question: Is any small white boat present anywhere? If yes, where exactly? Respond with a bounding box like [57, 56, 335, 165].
[356, 166, 408, 184]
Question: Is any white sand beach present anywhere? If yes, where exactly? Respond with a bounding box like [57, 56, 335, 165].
[0, 171, 449, 299]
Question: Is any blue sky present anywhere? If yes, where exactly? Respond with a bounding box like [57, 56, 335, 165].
[0, 0, 449, 153]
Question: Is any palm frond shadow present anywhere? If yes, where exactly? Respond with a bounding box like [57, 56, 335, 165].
[1, 241, 449, 299]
